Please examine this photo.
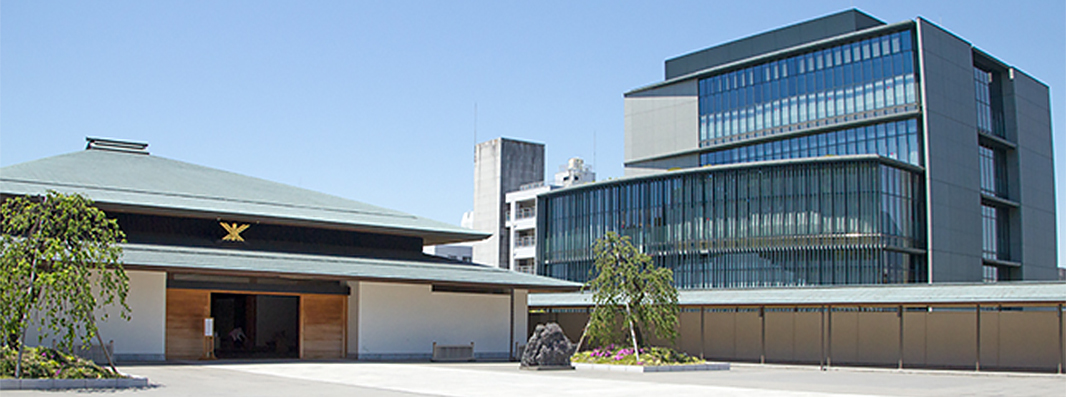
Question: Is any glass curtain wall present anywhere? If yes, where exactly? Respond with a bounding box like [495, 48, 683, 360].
[979, 144, 1008, 197]
[698, 29, 917, 148]
[700, 119, 920, 167]
[974, 66, 1005, 138]
[981, 204, 1009, 261]
[538, 159, 925, 288]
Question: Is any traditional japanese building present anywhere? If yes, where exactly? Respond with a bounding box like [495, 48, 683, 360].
[1, 137, 578, 362]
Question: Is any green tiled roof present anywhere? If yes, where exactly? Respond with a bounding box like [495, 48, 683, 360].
[122, 243, 580, 291]
[0, 148, 486, 245]
[530, 282, 1066, 306]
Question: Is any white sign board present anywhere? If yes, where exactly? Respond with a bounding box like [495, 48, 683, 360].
[204, 318, 214, 337]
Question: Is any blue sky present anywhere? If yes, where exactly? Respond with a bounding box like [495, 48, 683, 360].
[2, 1, 1064, 267]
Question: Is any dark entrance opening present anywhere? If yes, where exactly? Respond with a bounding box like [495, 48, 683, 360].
[211, 293, 299, 359]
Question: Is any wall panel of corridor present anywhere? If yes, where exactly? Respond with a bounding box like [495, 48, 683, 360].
[530, 303, 1065, 373]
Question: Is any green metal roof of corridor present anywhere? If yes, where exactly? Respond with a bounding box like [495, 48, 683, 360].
[122, 243, 580, 291]
[530, 282, 1066, 307]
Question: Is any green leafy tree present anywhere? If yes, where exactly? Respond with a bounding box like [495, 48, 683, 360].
[1, 191, 130, 377]
[578, 232, 678, 362]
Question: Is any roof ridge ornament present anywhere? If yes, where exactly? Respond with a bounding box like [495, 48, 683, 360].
[85, 137, 149, 155]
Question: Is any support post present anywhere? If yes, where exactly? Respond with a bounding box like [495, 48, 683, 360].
[975, 304, 981, 372]
[509, 290, 515, 361]
[826, 305, 833, 368]
[759, 306, 765, 365]
[1058, 303, 1063, 375]
[898, 305, 904, 370]
[820, 305, 826, 371]
[699, 305, 707, 360]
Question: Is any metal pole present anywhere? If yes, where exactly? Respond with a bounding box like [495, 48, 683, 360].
[700, 305, 706, 360]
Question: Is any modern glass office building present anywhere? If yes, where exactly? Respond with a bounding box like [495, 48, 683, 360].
[537, 9, 1056, 288]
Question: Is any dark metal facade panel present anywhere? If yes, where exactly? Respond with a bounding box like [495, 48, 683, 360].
[665, 9, 885, 80]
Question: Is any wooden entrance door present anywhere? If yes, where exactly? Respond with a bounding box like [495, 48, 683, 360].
[165, 289, 211, 360]
[166, 289, 348, 360]
[300, 294, 346, 359]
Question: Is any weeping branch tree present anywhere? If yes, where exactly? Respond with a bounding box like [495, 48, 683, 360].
[578, 232, 678, 362]
[1, 191, 130, 377]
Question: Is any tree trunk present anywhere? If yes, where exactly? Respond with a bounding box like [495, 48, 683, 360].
[624, 301, 641, 363]
[573, 306, 595, 353]
[95, 332, 118, 374]
[15, 200, 46, 379]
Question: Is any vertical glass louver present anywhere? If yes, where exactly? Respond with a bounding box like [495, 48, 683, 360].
[538, 159, 925, 288]
[698, 30, 918, 147]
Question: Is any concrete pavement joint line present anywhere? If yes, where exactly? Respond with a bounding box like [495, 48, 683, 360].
[213, 362, 881, 397]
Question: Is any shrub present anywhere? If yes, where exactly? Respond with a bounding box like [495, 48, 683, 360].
[571, 345, 702, 366]
[0, 346, 123, 379]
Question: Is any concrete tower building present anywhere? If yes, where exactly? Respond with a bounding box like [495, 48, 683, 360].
[472, 138, 545, 268]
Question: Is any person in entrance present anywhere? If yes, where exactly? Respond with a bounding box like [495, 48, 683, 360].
[229, 327, 247, 350]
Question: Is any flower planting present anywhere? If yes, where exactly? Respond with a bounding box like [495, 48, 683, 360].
[571, 344, 702, 366]
[0, 346, 123, 379]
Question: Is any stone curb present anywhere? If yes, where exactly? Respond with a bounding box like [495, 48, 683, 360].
[519, 364, 575, 371]
[572, 362, 730, 373]
[0, 375, 149, 390]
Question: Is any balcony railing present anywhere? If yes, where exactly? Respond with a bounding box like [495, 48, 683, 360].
[514, 207, 535, 220]
[515, 236, 536, 248]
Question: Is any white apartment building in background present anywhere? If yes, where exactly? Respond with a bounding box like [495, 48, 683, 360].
[505, 157, 594, 273]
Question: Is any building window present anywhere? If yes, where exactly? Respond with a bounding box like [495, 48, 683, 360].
[699, 30, 917, 147]
[979, 144, 1007, 197]
[981, 204, 1009, 260]
[699, 118, 921, 166]
[974, 66, 1005, 138]
[539, 160, 924, 288]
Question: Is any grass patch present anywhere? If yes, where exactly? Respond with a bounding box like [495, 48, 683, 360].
[571, 345, 703, 366]
[1, 346, 124, 379]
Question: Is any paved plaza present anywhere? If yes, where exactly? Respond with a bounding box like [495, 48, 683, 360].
[3, 361, 1064, 396]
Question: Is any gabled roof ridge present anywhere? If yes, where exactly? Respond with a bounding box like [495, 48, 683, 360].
[1, 148, 486, 245]
[1, 176, 418, 221]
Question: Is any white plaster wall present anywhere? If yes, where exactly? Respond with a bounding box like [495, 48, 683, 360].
[357, 282, 511, 357]
[23, 270, 166, 360]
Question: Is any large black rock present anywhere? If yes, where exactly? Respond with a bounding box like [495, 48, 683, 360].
[521, 323, 575, 367]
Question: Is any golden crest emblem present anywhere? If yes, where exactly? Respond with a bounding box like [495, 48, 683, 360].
[220, 222, 250, 242]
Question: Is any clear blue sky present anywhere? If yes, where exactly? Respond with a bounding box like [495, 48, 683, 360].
[3, 1, 1064, 267]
